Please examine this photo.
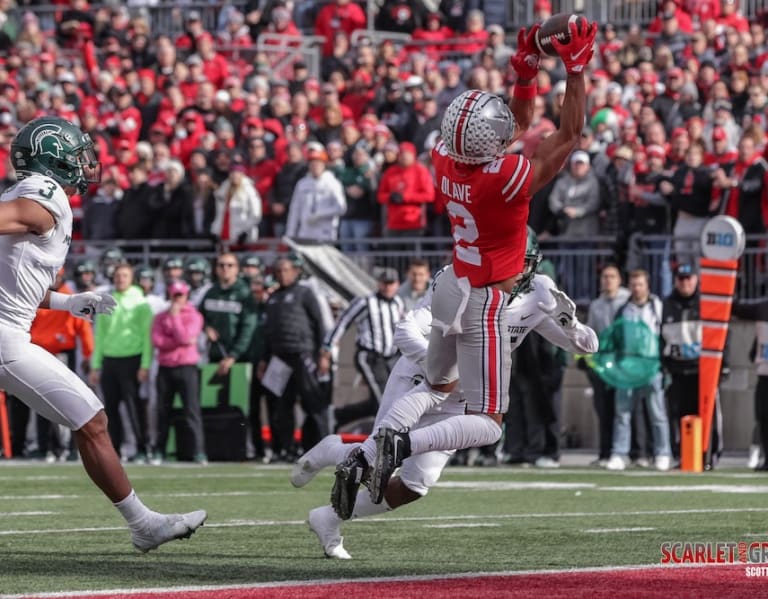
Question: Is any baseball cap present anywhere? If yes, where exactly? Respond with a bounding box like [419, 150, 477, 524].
[399, 141, 417, 155]
[614, 146, 634, 160]
[674, 263, 697, 278]
[646, 144, 666, 159]
[377, 267, 400, 283]
[168, 280, 190, 296]
[671, 127, 688, 139]
[571, 150, 590, 164]
[712, 126, 727, 141]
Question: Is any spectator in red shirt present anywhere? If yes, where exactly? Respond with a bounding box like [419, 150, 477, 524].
[409, 12, 454, 61]
[315, 0, 367, 57]
[705, 125, 738, 165]
[454, 10, 489, 56]
[175, 11, 206, 53]
[718, 0, 750, 33]
[196, 33, 229, 89]
[245, 137, 281, 224]
[377, 142, 434, 237]
[649, 0, 694, 34]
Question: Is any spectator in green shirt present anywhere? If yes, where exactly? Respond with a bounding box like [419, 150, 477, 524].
[90, 263, 154, 462]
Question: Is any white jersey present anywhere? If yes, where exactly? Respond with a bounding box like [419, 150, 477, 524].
[0, 174, 72, 332]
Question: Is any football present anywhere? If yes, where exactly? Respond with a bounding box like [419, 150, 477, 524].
[534, 13, 589, 57]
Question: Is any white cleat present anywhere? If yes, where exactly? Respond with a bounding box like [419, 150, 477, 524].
[655, 455, 671, 472]
[308, 506, 351, 559]
[291, 435, 344, 488]
[130, 509, 207, 553]
[748, 445, 761, 470]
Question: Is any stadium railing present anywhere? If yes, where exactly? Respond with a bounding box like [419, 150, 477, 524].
[70, 233, 768, 302]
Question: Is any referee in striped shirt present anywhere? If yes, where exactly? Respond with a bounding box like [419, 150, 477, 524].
[319, 267, 405, 429]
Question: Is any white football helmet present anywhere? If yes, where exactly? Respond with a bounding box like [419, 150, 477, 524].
[440, 90, 517, 165]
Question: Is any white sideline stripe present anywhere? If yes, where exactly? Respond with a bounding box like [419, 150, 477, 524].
[424, 523, 501, 529]
[0, 562, 732, 599]
[3, 506, 768, 537]
[600, 484, 768, 494]
[0, 491, 282, 501]
[582, 527, 656, 534]
[0, 511, 55, 517]
[437, 481, 595, 490]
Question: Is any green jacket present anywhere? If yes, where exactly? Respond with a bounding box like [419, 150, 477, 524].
[199, 277, 257, 361]
[92, 285, 153, 370]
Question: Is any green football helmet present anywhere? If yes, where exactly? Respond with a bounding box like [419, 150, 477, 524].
[510, 226, 543, 299]
[11, 116, 100, 195]
[134, 264, 155, 281]
[184, 256, 211, 276]
[74, 258, 97, 275]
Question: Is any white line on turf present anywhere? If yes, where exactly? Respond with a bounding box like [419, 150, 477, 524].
[600, 485, 768, 494]
[2, 506, 768, 537]
[0, 511, 56, 517]
[582, 527, 657, 534]
[0, 562, 734, 599]
[424, 523, 501, 529]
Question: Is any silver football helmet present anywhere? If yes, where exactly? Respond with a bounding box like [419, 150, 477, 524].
[440, 90, 517, 165]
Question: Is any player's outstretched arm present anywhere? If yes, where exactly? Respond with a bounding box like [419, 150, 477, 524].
[528, 19, 597, 195]
[508, 24, 541, 137]
[42, 290, 118, 322]
[0, 198, 55, 236]
[536, 287, 599, 353]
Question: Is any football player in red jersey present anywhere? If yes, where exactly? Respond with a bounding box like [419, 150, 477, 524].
[328, 19, 598, 516]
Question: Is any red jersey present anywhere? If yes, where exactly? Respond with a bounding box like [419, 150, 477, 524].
[431, 141, 534, 287]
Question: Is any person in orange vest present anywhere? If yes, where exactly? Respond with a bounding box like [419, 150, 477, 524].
[9, 268, 94, 461]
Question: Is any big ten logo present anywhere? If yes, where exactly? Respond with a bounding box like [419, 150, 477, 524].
[706, 231, 735, 247]
[670, 342, 701, 359]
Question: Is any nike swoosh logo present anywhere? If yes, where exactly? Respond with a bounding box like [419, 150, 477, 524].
[569, 45, 589, 61]
[520, 314, 534, 320]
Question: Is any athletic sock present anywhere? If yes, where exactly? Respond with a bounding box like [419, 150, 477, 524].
[114, 489, 152, 525]
[334, 441, 361, 464]
[409, 414, 502, 454]
[351, 490, 391, 519]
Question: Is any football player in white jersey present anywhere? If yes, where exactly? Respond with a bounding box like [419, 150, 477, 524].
[292, 229, 598, 556]
[2, 117, 206, 551]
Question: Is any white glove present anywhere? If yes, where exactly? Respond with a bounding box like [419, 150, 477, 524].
[51, 291, 118, 321]
[538, 288, 577, 330]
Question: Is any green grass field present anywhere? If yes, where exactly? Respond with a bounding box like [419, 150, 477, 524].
[1, 460, 767, 596]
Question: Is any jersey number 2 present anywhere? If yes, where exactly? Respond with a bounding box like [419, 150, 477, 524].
[446, 201, 480, 266]
[38, 182, 56, 199]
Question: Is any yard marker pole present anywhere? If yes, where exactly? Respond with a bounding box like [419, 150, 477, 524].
[697, 216, 745, 454]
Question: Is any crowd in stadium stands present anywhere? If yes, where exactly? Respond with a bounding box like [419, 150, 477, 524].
[1, 0, 768, 466]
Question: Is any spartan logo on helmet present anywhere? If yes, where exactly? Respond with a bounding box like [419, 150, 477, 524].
[30, 124, 65, 160]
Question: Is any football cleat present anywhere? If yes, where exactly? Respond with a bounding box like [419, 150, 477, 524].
[369, 428, 411, 504]
[330, 448, 369, 521]
[308, 506, 351, 559]
[130, 509, 207, 553]
[291, 434, 344, 488]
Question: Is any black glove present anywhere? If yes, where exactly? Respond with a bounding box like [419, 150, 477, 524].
[389, 192, 404, 205]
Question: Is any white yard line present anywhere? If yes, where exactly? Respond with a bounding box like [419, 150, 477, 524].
[1, 506, 767, 538]
[0, 562, 734, 599]
[582, 527, 657, 534]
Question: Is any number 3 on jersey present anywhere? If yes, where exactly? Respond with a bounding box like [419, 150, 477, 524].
[38, 181, 56, 200]
[446, 200, 480, 266]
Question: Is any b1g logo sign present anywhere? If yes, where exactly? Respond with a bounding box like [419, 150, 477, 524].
[700, 215, 746, 261]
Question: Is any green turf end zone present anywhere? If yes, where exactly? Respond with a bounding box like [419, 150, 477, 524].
[0, 463, 766, 595]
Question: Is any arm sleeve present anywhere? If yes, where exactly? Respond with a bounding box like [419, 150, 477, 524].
[535, 317, 599, 354]
[230, 294, 258, 361]
[393, 302, 432, 366]
[324, 296, 367, 348]
[91, 313, 106, 370]
[139, 305, 154, 370]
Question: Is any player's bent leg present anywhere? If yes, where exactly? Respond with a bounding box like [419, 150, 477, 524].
[308, 506, 351, 559]
[388, 448, 453, 507]
[291, 435, 354, 488]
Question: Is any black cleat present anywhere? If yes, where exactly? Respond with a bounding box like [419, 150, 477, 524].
[330, 448, 369, 520]
[369, 427, 411, 504]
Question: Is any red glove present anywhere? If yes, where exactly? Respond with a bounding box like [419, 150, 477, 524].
[551, 19, 598, 75]
[509, 24, 541, 81]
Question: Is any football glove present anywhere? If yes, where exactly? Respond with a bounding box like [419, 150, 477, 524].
[551, 19, 597, 75]
[538, 287, 577, 330]
[510, 24, 541, 81]
[52, 291, 118, 321]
